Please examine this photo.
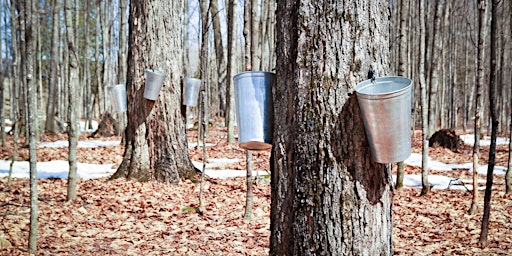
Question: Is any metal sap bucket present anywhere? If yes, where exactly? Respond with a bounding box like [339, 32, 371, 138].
[106, 84, 127, 112]
[234, 71, 275, 150]
[183, 78, 201, 106]
[355, 76, 412, 163]
[144, 69, 166, 100]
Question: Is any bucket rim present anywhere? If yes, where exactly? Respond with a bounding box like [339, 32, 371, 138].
[145, 69, 166, 76]
[355, 76, 412, 97]
[185, 77, 201, 82]
[234, 71, 275, 80]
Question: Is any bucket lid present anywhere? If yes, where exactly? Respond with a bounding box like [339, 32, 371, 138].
[355, 76, 412, 99]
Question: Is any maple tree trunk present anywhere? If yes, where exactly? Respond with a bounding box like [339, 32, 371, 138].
[271, 1, 392, 254]
[479, 0, 498, 246]
[427, 0, 443, 136]
[225, 0, 237, 144]
[395, 0, 408, 191]
[469, 0, 487, 215]
[65, 0, 79, 202]
[419, 0, 430, 196]
[243, 150, 254, 222]
[211, 0, 227, 116]
[507, 118, 511, 194]
[45, 0, 60, 134]
[24, 0, 39, 252]
[83, 1, 92, 130]
[111, 0, 196, 183]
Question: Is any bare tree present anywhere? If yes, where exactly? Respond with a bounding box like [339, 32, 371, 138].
[111, 0, 196, 182]
[419, 0, 430, 196]
[469, 0, 487, 215]
[427, 0, 443, 136]
[225, 0, 237, 144]
[479, 0, 499, 246]
[271, 0, 392, 254]
[45, 0, 61, 134]
[23, 0, 39, 252]
[395, 0, 409, 191]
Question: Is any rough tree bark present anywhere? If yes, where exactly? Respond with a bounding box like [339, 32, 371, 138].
[469, 0, 487, 215]
[211, 0, 227, 116]
[111, 0, 196, 183]
[271, 1, 393, 255]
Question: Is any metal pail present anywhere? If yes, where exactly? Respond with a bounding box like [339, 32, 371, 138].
[234, 71, 275, 150]
[144, 69, 166, 101]
[106, 84, 127, 112]
[183, 78, 201, 106]
[355, 76, 412, 163]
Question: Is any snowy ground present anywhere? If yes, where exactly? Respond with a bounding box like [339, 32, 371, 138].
[1, 128, 509, 189]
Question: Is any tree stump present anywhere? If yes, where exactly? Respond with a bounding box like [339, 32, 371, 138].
[428, 129, 464, 151]
[89, 112, 120, 138]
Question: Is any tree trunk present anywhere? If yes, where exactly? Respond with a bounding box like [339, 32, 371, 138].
[226, 0, 237, 144]
[111, 0, 196, 183]
[95, 1, 103, 114]
[506, 114, 511, 194]
[24, 0, 39, 252]
[395, 0, 408, 191]
[271, 1, 392, 255]
[250, 0, 261, 70]
[117, 0, 128, 84]
[83, 1, 92, 130]
[469, 0, 487, 215]
[479, 0, 499, 246]
[419, 0, 430, 196]
[211, 0, 227, 116]
[45, 0, 61, 134]
[0, 0, 4, 147]
[427, 0, 443, 136]
[65, 0, 79, 202]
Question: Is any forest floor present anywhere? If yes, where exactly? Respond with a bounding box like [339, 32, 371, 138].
[1, 119, 511, 255]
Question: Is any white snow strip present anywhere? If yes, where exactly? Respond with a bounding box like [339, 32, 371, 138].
[192, 159, 267, 179]
[0, 160, 116, 180]
[187, 142, 216, 149]
[460, 134, 510, 147]
[404, 153, 507, 175]
[38, 140, 121, 148]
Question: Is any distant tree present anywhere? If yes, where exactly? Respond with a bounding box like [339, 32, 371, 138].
[479, 0, 499, 246]
[225, 0, 237, 144]
[419, 0, 430, 196]
[395, 0, 409, 191]
[65, 0, 79, 202]
[271, 0, 392, 254]
[23, 0, 39, 252]
[45, 0, 61, 134]
[469, 0, 487, 215]
[110, 0, 196, 182]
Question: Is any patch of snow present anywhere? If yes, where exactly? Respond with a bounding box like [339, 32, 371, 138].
[192, 159, 267, 179]
[187, 142, 216, 149]
[404, 153, 506, 175]
[0, 160, 116, 180]
[38, 140, 121, 148]
[460, 134, 510, 147]
[80, 120, 99, 132]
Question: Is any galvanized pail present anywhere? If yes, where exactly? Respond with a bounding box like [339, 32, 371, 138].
[355, 76, 412, 163]
[106, 84, 127, 112]
[234, 71, 275, 150]
[144, 69, 166, 101]
[183, 78, 201, 106]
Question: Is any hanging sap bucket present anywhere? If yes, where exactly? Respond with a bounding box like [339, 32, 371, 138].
[183, 78, 201, 106]
[234, 71, 275, 150]
[106, 84, 127, 113]
[144, 69, 166, 100]
[355, 76, 413, 163]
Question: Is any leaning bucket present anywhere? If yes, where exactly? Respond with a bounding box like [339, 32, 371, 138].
[234, 71, 275, 151]
[144, 69, 166, 101]
[106, 84, 127, 113]
[183, 78, 201, 106]
[355, 76, 412, 163]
